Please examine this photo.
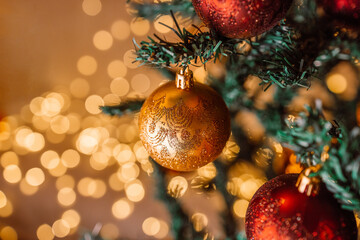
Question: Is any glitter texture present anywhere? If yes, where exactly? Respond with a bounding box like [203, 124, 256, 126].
[245, 174, 358, 240]
[139, 80, 231, 171]
[192, 0, 293, 39]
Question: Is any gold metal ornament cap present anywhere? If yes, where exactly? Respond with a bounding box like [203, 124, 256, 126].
[138, 69, 231, 171]
[296, 165, 322, 197]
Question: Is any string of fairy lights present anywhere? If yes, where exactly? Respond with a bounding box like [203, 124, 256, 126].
[1, 0, 358, 239]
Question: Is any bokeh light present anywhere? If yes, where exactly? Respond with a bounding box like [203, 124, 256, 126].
[111, 20, 130, 41]
[70, 78, 90, 99]
[125, 180, 145, 202]
[0, 191, 7, 208]
[0, 199, 13, 217]
[154, 15, 173, 33]
[93, 30, 113, 51]
[52, 219, 70, 238]
[77, 55, 97, 76]
[85, 95, 104, 115]
[3, 165, 22, 184]
[131, 74, 150, 93]
[112, 198, 134, 219]
[1, 151, 19, 167]
[233, 199, 249, 218]
[326, 73, 347, 94]
[142, 217, 161, 236]
[20, 179, 39, 196]
[107, 60, 127, 79]
[110, 77, 130, 97]
[25, 168, 45, 187]
[82, 0, 102, 16]
[167, 176, 188, 198]
[61, 149, 80, 168]
[61, 209, 81, 229]
[57, 188, 76, 206]
[130, 19, 150, 36]
[0, 226, 17, 240]
[191, 213, 208, 232]
[36, 224, 54, 240]
[100, 223, 120, 239]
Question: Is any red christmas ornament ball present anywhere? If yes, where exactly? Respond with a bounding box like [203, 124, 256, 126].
[317, 0, 360, 27]
[245, 174, 357, 240]
[191, 0, 294, 39]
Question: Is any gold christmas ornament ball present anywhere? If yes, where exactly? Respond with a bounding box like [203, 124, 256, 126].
[139, 69, 231, 171]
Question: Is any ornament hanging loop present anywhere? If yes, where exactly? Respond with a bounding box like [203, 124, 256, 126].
[176, 67, 194, 90]
[296, 165, 322, 197]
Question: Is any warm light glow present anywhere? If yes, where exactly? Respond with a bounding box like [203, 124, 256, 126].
[131, 74, 150, 93]
[82, 0, 102, 16]
[76, 128, 101, 155]
[120, 162, 140, 181]
[197, 163, 217, 179]
[77, 55, 97, 76]
[109, 173, 125, 191]
[154, 15, 173, 33]
[24, 132, 45, 152]
[42, 97, 62, 117]
[20, 178, 39, 195]
[240, 179, 261, 200]
[57, 188, 76, 206]
[154, 220, 169, 239]
[92, 179, 107, 198]
[110, 77, 130, 97]
[3, 165, 22, 184]
[0, 121, 11, 141]
[45, 129, 66, 144]
[61, 149, 80, 168]
[90, 152, 109, 170]
[77, 177, 93, 197]
[113, 144, 135, 163]
[123, 49, 138, 69]
[0, 199, 13, 217]
[100, 223, 120, 239]
[48, 161, 67, 177]
[111, 20, 130, 40]
[66, 113, 81, 134]
[52, 219, 70, 238]
[50, 115, 70, 134]
[125, 180, 145, 202]
[30, 97, 45, 116]
[25, 168, 45, 186]
[85, 95, 104, 115]
[36, 224, 54, 240]
[112, 198, 134, 219]
[233, 199, 249, 218]
[1, 151, 19, 167]
[130, 19, 150, 36]
[142, 217, 161, 236]
[32, 115, 50, 131]
[326, 73, 348, 94]
[107, 60, 127, 79]
[15, 127, 32, 147]
[0, 191, 7, 209]
[93, 30, 113, 50]
[61, 209, 81, 229]
[41, 150, 60, 170]
[56, 175, 75, 190]
[191, 213, 208, 232]
[168, 176, 188, 198]
[70, 78, 90, 99]
[0, 226, 17, 240]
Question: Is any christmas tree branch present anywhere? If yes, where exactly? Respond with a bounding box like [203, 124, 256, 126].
[213, 160, 238, 240]
[151, 158, 202, 240]
[134, 12, 242, 68]
[278, 103, 360, 211]
[100, 100, 144, 117]
[127, 0, 195, 21]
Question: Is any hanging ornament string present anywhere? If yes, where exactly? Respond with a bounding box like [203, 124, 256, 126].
[138, 67, 231, 171]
